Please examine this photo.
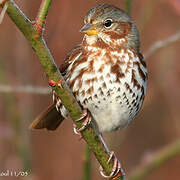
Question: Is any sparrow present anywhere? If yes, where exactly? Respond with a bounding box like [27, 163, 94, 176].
[30, 4, 147, 178]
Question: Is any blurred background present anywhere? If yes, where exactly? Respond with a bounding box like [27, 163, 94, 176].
[0, 0, 180, 180]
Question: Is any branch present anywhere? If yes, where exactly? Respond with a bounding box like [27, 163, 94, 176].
[145, 30, 180, 59]
[1, 1, 124, 179]
[0, 84, 50, 94]
[128, 140, 180, 180]
[83, 146, 91, 180]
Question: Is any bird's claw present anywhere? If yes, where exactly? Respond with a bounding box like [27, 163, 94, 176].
[73, 109, 91, 134]
[99, 151, 125, 179]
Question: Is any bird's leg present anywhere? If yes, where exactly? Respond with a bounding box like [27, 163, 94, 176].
[73, 109, 92, 134]
[49, 80, 90, 135]
[98, 134, 125, 179]
[49, 80, 63, 112]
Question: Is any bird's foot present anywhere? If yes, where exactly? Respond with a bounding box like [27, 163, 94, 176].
[99, 151, 125, 179]
[73, 109, 91, 135]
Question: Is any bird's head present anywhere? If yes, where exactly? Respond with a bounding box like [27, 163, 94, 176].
[80, 4, 140, 50]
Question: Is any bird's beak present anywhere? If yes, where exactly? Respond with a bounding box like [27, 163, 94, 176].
[80, 23, 98, 36]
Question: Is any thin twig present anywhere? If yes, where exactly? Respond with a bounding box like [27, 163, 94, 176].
[128, 140, 180, 180]
[145, 30, 180, 59]
[0, 84, 50, 94]
[125, 0, 132, 15]
[33, 0, 52, 38]
[0, 0, 8, 24]
[1, 1, 124, 179]
[36, 0, 51, 28]
[0, 0, 7, 5]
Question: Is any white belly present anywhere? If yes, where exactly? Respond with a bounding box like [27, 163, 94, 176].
[91, 100, 132, 132]
[66, 48, 147, 133]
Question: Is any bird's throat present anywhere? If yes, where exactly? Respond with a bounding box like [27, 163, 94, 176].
[83, 34, 98, 46]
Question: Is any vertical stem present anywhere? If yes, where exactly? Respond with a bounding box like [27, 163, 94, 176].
[83, 146, 91, 180]
[0, 61, 32, 172]
[126, 0, 132, 15]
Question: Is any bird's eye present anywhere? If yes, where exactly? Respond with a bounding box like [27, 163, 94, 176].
[104, 19, 113, 28]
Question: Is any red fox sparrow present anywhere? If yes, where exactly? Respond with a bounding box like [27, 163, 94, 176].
[30, 3, 147, 178]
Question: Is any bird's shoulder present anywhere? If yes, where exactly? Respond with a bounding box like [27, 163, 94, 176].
[129, 48, 146, 68]
[137, 51, 146, 69]
[59, 45, 83, 75]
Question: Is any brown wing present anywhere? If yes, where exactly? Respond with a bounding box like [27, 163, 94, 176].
[59, 45, 82, 75]
[30, 45, 82, 131]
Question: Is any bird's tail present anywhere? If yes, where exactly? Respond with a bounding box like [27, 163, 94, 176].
[29, 103, 64, 130]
